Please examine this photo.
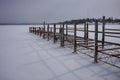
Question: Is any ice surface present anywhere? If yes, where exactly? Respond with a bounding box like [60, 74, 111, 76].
[0, 25, 120, 80]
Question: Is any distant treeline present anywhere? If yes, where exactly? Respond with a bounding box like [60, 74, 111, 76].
[57, 17, 120, 24]
[0, 23, 43, 25]
[1, 17, 120, 25]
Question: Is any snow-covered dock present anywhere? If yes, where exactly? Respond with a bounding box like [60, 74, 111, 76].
[0, 25, 120, 80]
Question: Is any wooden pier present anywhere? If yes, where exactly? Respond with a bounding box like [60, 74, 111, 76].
[29, 16, 120, 69]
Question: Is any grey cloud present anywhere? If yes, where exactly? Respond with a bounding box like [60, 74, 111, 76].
[0, 0, 120, 23]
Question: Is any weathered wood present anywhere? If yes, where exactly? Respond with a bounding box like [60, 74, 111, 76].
[53, 24, 56, 43]
[73, 23, 77, 52]
[94, 20, 98, 63]
[47, 24, 49, 41]
[60, 27, 63, 46]
[66, 24, 68, 40]
[43, 22, 45, 39]
[50, 27, 53, 33]
[98, 47, 120, 52]
[105, 34, 120, 38]
[102, 16, 105, 48]
[61, 24, 64, 47]
[35, 27, 37, 35]
[62, 24, 64, 47]
[39, 27, 41, 37]
[105, 28, 120, 31]
[86, 23, 89, 40]
[84, 22, 87, 40]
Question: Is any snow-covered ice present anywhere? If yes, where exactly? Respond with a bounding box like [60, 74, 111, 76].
[0, 25, 120, 80]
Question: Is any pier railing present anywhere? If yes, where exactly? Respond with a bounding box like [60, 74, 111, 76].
[29, 16, 120, 69]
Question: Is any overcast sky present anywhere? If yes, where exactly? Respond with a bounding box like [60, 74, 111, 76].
[0, 0, 120, 23]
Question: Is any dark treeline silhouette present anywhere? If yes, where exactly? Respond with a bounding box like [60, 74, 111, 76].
[57, 17, 120, 24]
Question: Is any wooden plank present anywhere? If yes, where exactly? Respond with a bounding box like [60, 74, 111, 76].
[105, 34, 120, 38]
[94, 20, 98, 63]
[98, 47, 120, 51]
[105, 28, 120, 31]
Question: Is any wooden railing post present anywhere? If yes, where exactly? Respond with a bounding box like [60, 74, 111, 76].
[61, 24, 64, 47]
[32, 27, 33, 33]
[84, 22, 87, 40]
[37, 27, 39, 35]
[47, 24, 49, 41]
[94, 20, 98, 63]
[66, 24, 68, 40]
[102, 16, 105, 48]
[50, 27, 52, 33]
[33, 27, 34, 33]
[62, 24, 64, 46]
[86, 23, 89, 40]
[86, 23, 89, 45]
[53, 24, 56, 43]
[38, 27, 41, 36]
[43, 22, 45, 39]
[40, 27, 43, 37]
[73, 23, 77, 53]
[35, 27, 37, 35]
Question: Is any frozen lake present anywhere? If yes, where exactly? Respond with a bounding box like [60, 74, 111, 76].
[0, 25, 120, 80]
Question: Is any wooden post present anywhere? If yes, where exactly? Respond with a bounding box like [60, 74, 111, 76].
[59, 24, 62, 37]
[62, 24, 64, 46]
[102, 16, 105, 48]
[86, 23, 89, 45]
[86, 23, 89, 40]
[47, 24, 49, 41]
[29, 27, 31, 32]
[32, 27, 33, 33]
[43, 22, 45, 39]
[37, 27, 39, 35]
[73, 23, 77, 52]
[50, 27, 52, 33]
[94, 20, 98, 63]
[40, 27, 42, 37]
[66, 24, 68, 40]
[34, 27, 35, 34]
[38, 27, 40, 36]
[35, 27, 37, 35]
[84, 22, 87, 40]
[60, 27, 62, 46]
[60, 23, 62, 28]
[33, 27, 34, 33]
[53, 24, 56, 43]
[61, 24, 64, 47]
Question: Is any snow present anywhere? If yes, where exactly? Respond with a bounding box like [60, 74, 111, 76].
[0, 25, 120, 80]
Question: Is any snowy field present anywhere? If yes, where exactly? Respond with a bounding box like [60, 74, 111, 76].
[0, 25, 120, 80]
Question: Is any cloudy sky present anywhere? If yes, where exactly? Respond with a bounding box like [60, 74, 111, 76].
[0, 0, 120, 23]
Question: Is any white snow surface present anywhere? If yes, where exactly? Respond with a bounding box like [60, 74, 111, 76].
[0, 25, 120, 80]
